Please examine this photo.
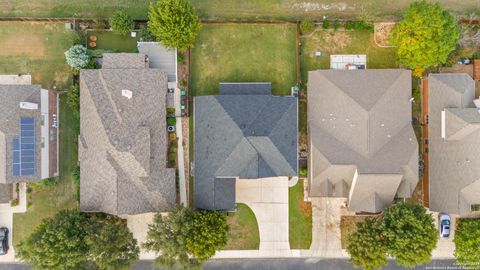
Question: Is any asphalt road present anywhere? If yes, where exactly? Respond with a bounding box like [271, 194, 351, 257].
[0, 259, 465, 270]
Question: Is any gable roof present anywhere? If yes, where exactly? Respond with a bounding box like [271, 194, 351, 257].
[194, 89, 298, 211]
[308, 70, 418, 213]
[79, 53, 175, 215]
[428, 73, 480, 215]
[0, 84, 42, 184]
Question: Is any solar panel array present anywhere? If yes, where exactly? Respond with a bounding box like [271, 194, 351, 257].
[12, 117, 36, 176]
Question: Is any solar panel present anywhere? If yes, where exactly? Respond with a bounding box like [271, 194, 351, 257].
[12, 117, 36, 177]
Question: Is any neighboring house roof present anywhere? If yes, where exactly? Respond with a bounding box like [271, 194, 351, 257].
[0, 84, 41, 185]
[194, 83, 298, 211]
[308, 70, 418, 213]
[428, 73, 480, 215]
[138, 43, 177, 82]
[79, 53, 175, 216]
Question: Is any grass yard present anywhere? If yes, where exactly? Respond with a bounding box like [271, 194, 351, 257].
[0, 1, 478, 19]
[289, 180, 312, 249]
[223, 203, 260, 250]
[13, 95, 79, 247]
[87, 31, 140, 53]
[190, 24, 297, 96]
[0, 22, 74, 89]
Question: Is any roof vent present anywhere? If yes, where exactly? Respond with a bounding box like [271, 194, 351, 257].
[122, 89, 133, 99]
[20, 102, 38, 110]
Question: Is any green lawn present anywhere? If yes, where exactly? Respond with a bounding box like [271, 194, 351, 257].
[223, 203, 260, 250]
[87, 31, 140, 53]
[13, 95, 79, 247]
[0, 0, 477, 19]
[0, 22, 74, 88]
[289, 179, 312, 249]
[190, 24, 297, 96]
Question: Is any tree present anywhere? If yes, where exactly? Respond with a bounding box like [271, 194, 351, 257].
[65, 45, 90, 70]
[109, 10, 134, 35]
[346, 218, 388, 270]
[187, 211, 228, 262]
[17, 210, 139, 270]
[390, 1, 460, 77]
[86, 215, 139, 270]
[16, 210, 90, 270]
[453, 218, 480, 265]
[143, 205, 229, 269]
[148, 0, 201, 51]
[380, 202, 437, 268]
[143, 206, 197, 270]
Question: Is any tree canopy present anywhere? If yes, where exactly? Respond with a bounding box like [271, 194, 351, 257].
[109, 10, 134, 35]
[389, 0, 460, 77]
[64, 45, 90, 70]
[143, 205, 228, 269]
[380, 203, 438, 268]
[346, 218, 388, 270]
[17, 210, 139, 270]
[345, 202, 438, 269]
[453, 218, 480, 266]
[148, 0, 201, 51]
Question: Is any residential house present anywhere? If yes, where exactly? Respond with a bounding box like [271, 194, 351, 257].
[428, 73, 480, 215]
[308, 70, 418, 213]
[79, 53, 175, 216]
[194, 83, 298, 211]
[0, 75, 58, 204]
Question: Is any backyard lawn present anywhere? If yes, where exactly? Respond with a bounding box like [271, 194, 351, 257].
[224, 203, 260, 250]
[13, 95, 79, 247]
[87, 31, 140, 53]
[190, 24, 297, 96]
[289, 180, 312, 249]
[0, 22, 74, 88]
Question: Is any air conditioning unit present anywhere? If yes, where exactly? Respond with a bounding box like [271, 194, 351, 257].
[20, 102, 38, 110]
[167, 126, 175, 133]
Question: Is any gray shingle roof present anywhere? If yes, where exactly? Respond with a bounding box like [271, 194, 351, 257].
[194, 91, 298, 211]
[308, 70, 418, 213]
[0, 85, 41, 184]
[79, 53, 175, 216]
[102, 53, 148, 69]
[219, 82, 272, 95]
[428, 73, 480, 215]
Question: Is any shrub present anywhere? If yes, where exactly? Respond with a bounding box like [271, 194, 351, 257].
[72, 166, 80, 187]
[322, 21, 330, 30]
[177, 52, 185, 64]
[92, 19, 107, 30]
[180, 79, 187, 87]
[169, 146, 177, 154]
[168, 152, 177, 163]
[167, 107, 176, 114]
[345, 21, 354, 30]
[169, 132, 177, 141]
[10, 199, 19, 207]
[412, 88, 421, 101]
[65, 45, 90, 70]
[299, 167, 308, 176]
[138, 25, 154, 42]
[333, 21, 340, 31]
[38, 177, 58, 187]
[167, 117, 177, 126]
[473, 51, 480, 59]
[85, 59, 98, 69]
[109, 10, 134, 35]
[300, 19, 315, 34]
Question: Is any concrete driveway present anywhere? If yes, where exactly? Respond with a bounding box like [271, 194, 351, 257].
[235, 177, 290, 251]
[309, 197, 350, 258]
[430, 211, 456, 259]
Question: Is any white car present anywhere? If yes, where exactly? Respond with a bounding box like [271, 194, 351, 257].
[439, 213, 451, 239]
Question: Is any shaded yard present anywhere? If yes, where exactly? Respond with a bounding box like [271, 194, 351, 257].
[289, 180, 312, 249]
[190, 24, 297, 96]
[223, 203, 260, 250]
[0, 22, 74, 88]
[87, 31, 140, 53]
[13, 95, 79, 247]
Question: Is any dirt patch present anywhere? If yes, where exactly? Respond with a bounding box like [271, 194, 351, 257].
[0, 34, 45, 57]
[299, 195, 312, 216]
[321, 30, 351, 52]
[374, 22, 396, 47]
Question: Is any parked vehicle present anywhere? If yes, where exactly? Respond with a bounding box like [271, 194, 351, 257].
[0, 227, 9, 255]
[439, 213, 451, 239]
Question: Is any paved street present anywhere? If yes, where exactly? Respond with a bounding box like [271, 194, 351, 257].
[132, 259, 461, 270]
